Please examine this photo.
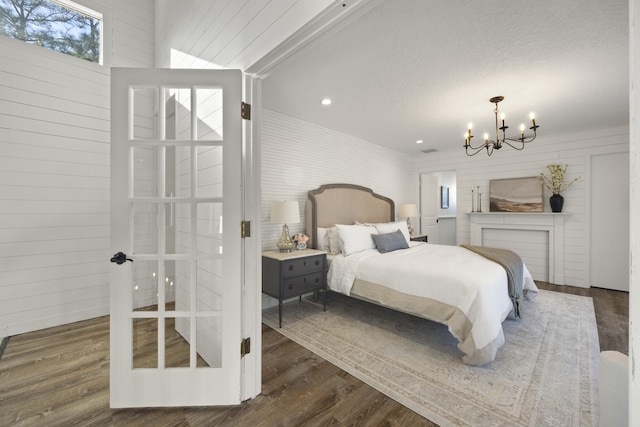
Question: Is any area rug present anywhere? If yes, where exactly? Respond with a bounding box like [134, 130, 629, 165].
[262, 289, 599, 426]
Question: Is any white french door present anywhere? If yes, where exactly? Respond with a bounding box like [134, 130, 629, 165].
[420, 174, 439, 243]
[110, 68, 243, 407]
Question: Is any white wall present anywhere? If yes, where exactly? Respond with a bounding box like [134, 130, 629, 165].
[414, 126, 629, 288]
[0, 0, 155, 338]
[261, 109, 415, 251]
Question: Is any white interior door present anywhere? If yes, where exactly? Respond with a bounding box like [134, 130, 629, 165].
[591, 152, 629, 291]
[420, 174, 439, 243]
[110, 68, 243, 407]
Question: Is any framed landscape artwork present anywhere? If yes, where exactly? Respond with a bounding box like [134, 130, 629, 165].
[489, 177, 543, 212]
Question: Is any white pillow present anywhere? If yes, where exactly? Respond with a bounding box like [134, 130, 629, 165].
[374, 221, 410, 244]
[336, 224, 378, 256]
[316, 227, 328, 251]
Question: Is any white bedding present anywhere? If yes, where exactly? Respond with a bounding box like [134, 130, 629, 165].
[327, 242, 538, 365]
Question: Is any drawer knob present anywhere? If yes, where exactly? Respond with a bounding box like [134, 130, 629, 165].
[315, 277, 320, 283]
[289, 265, 294, 271]
[288, 283, 294, 290]
[315, 260, 320, 266]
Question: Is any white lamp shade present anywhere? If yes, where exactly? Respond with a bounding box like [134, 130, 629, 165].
[270, 200, 300, 224]
[399, 203, 418, 218]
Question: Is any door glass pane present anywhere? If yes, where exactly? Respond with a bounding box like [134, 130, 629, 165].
[165, 146, 191, 198]
[164, 88, 191, 141]
[165, 202, 190, 255]
[165, 316, 190, 368]
[172, 203, 192, 255]
[196, 202, 223, 255]
[195, 146, 223, 198]
[132, 260, 159, 311]
[195, 88, 223, 141]
[173, 260, 190, 312]
[132, 203, 159, 254]
[133, 318, 157, 368]
[164, 260, 176, 310]
[132, 87, 158, 141]
[196, 259, 223, 312]
[173, 145, 192, 197]
[196, 316, 222, 368]
[133, 146, 158, 197]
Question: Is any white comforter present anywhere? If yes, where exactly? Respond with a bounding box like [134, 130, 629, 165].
[327, 242, 538, 364]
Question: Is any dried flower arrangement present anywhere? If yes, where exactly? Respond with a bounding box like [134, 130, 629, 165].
[293, 233, 309, 244]
[539, 164, 579, 194]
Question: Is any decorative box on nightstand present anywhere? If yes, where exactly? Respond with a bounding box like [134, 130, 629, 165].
[410, 234, 428, 243]
[262, 249, 327, 327]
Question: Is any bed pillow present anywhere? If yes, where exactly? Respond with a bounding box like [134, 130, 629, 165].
[324, 226, 342, 255]
[336, 224, 378, 256]
[316, 227, 328, 251]
[372, 229, 410, 253]
[374, 220, 411, 244]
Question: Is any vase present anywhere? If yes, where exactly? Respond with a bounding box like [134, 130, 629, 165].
[549, 193, 564, 213]
[296, 242, 307, 250]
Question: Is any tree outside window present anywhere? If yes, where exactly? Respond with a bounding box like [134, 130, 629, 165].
[0, 0, 101, 63]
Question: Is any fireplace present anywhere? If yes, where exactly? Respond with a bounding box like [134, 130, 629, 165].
[469, 213, 568, 284]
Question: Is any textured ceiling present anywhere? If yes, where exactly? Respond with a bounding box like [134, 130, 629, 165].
[262, 0, 629, 154]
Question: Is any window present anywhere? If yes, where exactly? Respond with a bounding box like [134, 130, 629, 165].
[0, 0, 102, 64]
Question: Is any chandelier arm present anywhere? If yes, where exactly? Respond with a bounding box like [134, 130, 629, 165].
[466, 140, 496, 151]
[465, 143, 494, 156]
[500, 139, 526, 150]
[504, 134, 537, 144]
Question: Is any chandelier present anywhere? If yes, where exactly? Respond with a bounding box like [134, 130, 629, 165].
[464, 96, 539, 156]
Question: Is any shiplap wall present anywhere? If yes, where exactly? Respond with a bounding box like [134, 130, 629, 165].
[414, 126, 629, 287]
[261, 109, 415, 251]
[0, 0, 155, 338]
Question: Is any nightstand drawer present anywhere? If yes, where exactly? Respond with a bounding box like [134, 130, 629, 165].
[282, 271, 325, 298]
[281, 255, 324, 278]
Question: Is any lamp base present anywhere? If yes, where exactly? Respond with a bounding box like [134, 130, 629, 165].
[276, 224, 294, 252]
[406, 218, 414, 235]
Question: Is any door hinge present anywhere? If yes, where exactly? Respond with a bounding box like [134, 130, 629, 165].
[241, 337, 251, 357]
[241, 220, 251, 238]
[241, 102, 251, 120]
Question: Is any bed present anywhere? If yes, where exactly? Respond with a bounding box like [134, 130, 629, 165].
[306, 183, 538, 365]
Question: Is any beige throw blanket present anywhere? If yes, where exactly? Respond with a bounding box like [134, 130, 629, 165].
[461, 244, 524, 318]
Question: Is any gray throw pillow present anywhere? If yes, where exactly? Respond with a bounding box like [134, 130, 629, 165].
[371, 229, 409, 253]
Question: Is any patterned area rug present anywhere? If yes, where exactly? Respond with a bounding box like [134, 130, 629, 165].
[263, 289, 599, 427]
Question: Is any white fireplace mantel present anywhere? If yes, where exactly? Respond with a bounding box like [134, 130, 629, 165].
[468, 212, 569, 284]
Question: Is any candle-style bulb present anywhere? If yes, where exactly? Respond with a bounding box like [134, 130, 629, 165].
[468, 122, 473, 130]
[483, 132, 489, 141]
[520, 123, 525, 132]
[529, 112, 535, 120]
[500, 112, 506, 120]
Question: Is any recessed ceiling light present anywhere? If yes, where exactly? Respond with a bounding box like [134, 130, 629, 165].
[416, 139, 424, 144]
[321, 98, 332, 105]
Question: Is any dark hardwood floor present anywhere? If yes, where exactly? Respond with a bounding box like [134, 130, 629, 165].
[0, 282, 628, 426]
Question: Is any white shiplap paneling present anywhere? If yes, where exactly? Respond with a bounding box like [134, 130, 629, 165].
[0, 0, 155, 338]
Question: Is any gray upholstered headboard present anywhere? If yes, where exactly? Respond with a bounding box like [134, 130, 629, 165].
[306, 183, 395, 249]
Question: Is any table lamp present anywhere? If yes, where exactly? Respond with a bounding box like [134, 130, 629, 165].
[270, 200, 300, 252]
[399, 203, 418, 235]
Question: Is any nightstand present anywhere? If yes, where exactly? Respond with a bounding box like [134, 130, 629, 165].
[262, 249, 327, 327]
[410, 234, 428, 242]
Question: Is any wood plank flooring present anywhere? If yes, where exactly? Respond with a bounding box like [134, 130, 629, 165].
[0, 282, 628, 426]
